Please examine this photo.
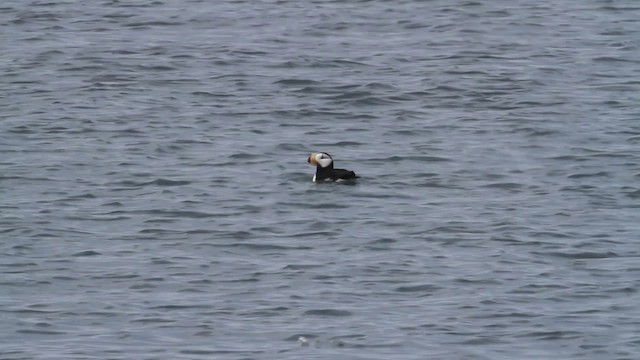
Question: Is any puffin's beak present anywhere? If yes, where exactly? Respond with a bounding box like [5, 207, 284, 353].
[307, 153, 318, 166]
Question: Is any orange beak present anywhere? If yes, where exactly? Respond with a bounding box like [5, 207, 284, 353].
[307, 153, 318, 166]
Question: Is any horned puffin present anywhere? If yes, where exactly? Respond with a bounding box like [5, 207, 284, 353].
[307, 152, 358, 182]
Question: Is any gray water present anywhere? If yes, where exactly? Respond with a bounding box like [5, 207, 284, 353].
[2, 0, 640, 359]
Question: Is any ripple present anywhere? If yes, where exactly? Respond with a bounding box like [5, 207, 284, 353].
[275, 78, 320, 86]
[16, 329, 67, 335]
[304, 309, 353, 317]
[567, 172, 611, 179]
[214, 243, 314, 251]
[394, 284, 441, 293]
[71, 250, 101, 257]
[532, 251, 619, 259]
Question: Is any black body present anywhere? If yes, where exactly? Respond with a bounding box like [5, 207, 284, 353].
[314, 163, 358, 182]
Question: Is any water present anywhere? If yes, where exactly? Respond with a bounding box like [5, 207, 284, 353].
[2, 0, 640, 359]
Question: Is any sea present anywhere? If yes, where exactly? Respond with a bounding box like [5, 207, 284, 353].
[2, 1, 640, 359]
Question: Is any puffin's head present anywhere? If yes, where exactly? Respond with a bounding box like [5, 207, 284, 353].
[307, 152, 333, 168]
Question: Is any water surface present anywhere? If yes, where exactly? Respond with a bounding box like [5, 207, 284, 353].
[2, 1, 640, 359]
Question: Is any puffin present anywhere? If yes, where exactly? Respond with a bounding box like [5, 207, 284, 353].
[307, 152, 358, 182]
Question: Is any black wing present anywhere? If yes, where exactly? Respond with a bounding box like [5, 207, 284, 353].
[330, 168, 358, 180]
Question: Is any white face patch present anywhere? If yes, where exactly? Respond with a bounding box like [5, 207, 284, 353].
[314, 153, 333, 168]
